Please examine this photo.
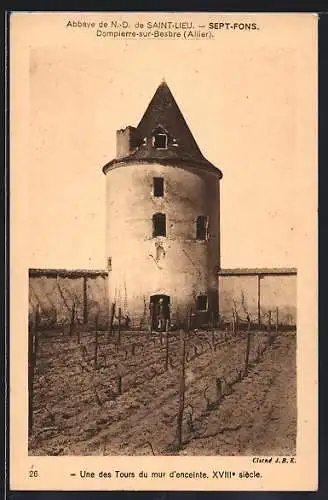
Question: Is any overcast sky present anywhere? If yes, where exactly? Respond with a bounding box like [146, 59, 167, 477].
[22, 13, 317, 270]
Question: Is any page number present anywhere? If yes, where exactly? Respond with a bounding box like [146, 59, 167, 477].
[29, 468, 39, 478]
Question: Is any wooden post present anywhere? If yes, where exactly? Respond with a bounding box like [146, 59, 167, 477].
[94, 315, 99, 370]
[211, 311, 215, 331]
[76, 292, 81, 344]
[108, 302, 116, 338]
[216, 377, 222, 401]
[117, 307, 121, 346]
[34, 304, 40, 354]
[69, 302, 75, 336]
[165, 319, 169, 371]
[257, 275, 261, 327]
[188, 307, 193, 333]
[276, 307, 279, 334]
[244, 317, 252, 376]
[268, 310, 271, 332]
[28, 306, 39, 433]
[149, 302, 153, 339]
[232, 310, 236, 335]
[117, 375, 122, 395]
[28, 328, 35, 433]
[83, 276, 88, 324]
[175, 330, 186, 448]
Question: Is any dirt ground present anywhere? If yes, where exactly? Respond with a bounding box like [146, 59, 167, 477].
[28, 329, 296, 456]
[181, 332, 296, 456]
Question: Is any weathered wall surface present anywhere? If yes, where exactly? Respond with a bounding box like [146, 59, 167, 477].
[29, 271, 109, 329]
[29, 270, 297, 329]
[219, 275, 258, 320]
[105, 162, 220, 327]
[218, 273, 297, 325]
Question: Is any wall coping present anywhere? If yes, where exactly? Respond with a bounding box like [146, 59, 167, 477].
[29, 267, 297, 279]
[29, 268, 108, 279]
[219, 267, 297, 277]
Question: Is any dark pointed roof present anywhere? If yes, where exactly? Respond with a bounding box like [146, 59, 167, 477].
[137, 81, 203, 159]
[103, 81, 222, 177]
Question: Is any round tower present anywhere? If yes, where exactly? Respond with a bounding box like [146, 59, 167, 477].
[102, 81, 223, 329]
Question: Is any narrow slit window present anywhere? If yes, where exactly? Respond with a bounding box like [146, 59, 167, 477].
[196, 216, 209, 240]
[196, 295, 208, 311]
[152, 213, 166, 237]
[153, 177, 164, 197]
[153, 133, 167, 149]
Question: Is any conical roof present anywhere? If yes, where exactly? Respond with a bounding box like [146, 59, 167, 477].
[137, 81, 203, 159]
[103, 81, 222, 177]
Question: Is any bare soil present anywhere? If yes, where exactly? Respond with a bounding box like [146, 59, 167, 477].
[28, 328, 296, 456]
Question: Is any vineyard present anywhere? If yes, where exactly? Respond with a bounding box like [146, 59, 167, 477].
[28, 318, 296, 456]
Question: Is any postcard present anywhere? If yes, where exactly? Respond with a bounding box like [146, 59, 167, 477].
[9, 11, 318, 491]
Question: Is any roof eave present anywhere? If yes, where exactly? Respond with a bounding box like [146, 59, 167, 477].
[102, 156, 223, 178]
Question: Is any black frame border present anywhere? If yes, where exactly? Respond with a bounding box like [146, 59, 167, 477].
[4, 5, 328, 500]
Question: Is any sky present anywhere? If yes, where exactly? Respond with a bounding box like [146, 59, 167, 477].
[21, 13, 317, 270]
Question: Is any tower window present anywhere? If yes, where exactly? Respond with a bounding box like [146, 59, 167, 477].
[196, 295, 208, 311]
[153, 177, 164, 197]
[152, 213, 166, 237]
[196, 216, 209, 241]
[153, 133, 168, 149]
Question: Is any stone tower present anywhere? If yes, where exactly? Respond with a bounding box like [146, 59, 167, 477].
[102, 81, 223, 329]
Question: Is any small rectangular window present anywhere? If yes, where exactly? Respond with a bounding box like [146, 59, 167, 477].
[153, 213, 166, 237]
[196, 295, 208, 311]
[153, 177, 164, 197]
[153, 133, 167, 149]
[196, 216, 209, 241]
